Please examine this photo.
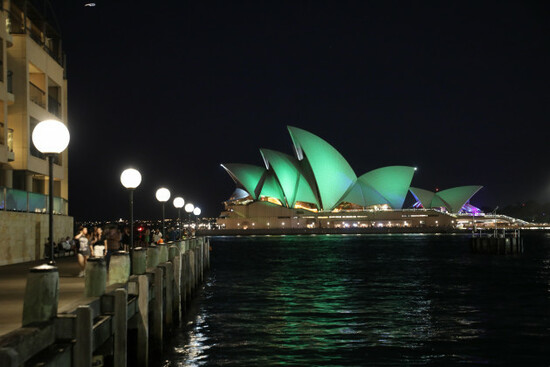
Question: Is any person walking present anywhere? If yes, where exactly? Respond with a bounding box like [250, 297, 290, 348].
[74, 226, 90, 277]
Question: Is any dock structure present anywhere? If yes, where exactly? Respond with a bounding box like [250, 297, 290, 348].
[0, 236, 210, 367]
[470, 229, 524, 255]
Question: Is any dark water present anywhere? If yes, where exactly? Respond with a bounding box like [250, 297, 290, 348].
[160, 233, 550, 366]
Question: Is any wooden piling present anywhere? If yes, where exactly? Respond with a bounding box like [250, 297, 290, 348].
[152, 267, 163, 354]
[114, 288, 127, 367]
[74, 306, 93, 367]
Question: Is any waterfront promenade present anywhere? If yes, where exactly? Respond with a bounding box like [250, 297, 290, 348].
[0, 237, 210, 367]
[0, 256, 84, 336]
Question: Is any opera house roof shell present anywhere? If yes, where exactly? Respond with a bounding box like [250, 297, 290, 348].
[221, 127, 481, 213]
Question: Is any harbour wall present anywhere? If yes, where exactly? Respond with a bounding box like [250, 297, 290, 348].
[0, 237, 210, 367]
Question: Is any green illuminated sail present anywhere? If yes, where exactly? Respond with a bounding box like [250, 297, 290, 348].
[288, 126, 356, 210]
[259, 171, 286, 204]
[260, 148, 318, 208]
[220, 163, 265, 200]
[436, 185, 483, 213]
[409, 187, 436, 209]
[358, 166, 415, 209]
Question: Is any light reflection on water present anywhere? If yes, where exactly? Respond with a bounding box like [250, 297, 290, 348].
[160, 234, 550, 366]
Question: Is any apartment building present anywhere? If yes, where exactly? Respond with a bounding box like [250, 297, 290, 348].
[0, 0, 72, 265]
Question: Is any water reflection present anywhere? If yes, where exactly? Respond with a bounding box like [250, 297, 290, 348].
[161, 234, 550, 366]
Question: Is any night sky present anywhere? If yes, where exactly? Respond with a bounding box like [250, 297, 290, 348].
[50, 0, 549, 220]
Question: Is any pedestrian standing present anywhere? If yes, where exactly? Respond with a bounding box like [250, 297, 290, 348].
[74, 226, 90, 277]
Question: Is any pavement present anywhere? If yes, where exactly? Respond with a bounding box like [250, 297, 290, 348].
[0, 256, 86, 337]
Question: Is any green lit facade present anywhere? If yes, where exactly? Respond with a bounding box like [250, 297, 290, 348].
[221, 127, 482, 214]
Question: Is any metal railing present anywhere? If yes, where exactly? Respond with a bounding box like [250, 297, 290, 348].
[0, 187, 68, 215]
[7, 70, 13, 93]
[29, 82, 46, 108]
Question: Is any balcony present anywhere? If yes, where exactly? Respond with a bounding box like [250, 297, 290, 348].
[29, 82, 46, 108]
[0, 187, 68, 215]
[48, 95, 61, 118]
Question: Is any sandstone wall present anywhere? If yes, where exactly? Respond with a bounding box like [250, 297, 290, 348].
[0, 211, 74, 265]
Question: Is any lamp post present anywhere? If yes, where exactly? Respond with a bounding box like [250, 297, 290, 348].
[173, 197, 184, 239]
[193, 207, 201, 229]
[184, 203, 194, 229]
[120, 168, 141, 265]
[155, 188, 171, 239]
[31, 119, 70, 265]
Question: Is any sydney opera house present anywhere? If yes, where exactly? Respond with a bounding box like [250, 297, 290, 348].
[217, 126, 486, 231]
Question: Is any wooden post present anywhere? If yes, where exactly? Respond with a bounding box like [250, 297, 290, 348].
[74, 306, 93, 367]
[132, 274, 148, 367]
[160, 263, 173, 329]
[180, 252, 188, 310]
[153, 267, 164, 354]
[172, 254, 182, 325]
[114, 288, 128, 367]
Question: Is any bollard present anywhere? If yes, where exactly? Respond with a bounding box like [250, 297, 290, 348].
[174, 240, 183, 254]
[114, 288, 128, 367]
[84, 258, 106, 297]
[132, 247, 147, 275]
[158, 243, 169, 264]
[168, 245, 179, 261]
[22, 264, 59, 326]
[146, 245, 159, 269]
[108, 251, 131, 285]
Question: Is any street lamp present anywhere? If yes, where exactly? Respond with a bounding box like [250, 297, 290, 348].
[173, 197, 185, 238]
[31, 119, 70, 265]
[185, 203, 194, 229]
[193, 207, 201, 230]
[120, 168, 141, 259]
[155, 188, 171, 239]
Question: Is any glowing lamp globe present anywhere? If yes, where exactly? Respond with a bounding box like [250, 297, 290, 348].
[31, 119, 70, 154]
[173, 197, 185, 208]
[184, 203, 194, 213]
[120, 168, 142, 189]
[155, 188, 171, 202]
[193, 207, 201, 216]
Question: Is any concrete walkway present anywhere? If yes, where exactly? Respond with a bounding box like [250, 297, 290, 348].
[0, 256, 86, 337]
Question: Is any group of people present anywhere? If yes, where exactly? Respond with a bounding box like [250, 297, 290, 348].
[74, 224, 130, 277]
[73, 224, 192, 278]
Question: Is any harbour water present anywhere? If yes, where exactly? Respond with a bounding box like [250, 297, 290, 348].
[159, 233, 550, 366]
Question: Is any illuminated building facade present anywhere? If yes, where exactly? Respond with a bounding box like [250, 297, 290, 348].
[218, 126, 483, 230]
[0, 1, 72, 265]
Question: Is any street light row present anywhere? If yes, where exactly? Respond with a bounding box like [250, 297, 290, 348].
[120, 168, 201, 241]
